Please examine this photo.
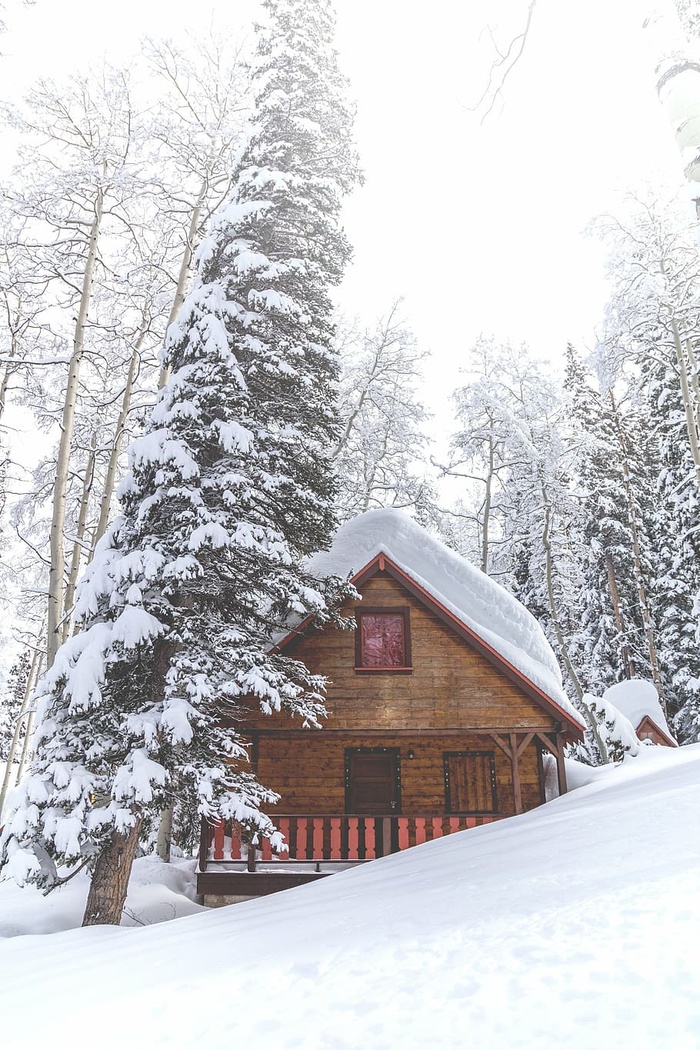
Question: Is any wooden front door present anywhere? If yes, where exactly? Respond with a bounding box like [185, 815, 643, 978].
[346, 748, 401, 814]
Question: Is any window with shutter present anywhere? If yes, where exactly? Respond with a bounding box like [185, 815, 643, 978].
[444, 751, 497, 813]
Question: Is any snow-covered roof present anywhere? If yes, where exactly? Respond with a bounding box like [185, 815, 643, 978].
[602, 680, 674, 740]
[307, 509, 584, 730]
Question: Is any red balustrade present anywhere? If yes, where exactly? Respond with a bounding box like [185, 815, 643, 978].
[204, 812, 500, 869]
[330, 817, 341, 860]
[212, 820, 225, 860]
[364, 819, 376, 860]
[347, 817, 359, 859]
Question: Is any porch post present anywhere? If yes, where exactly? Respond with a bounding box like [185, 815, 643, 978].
[536, 731, 569, 798]
[509, 732, 523, 815]
[198, 817, 209, 872]
[555, 733, 568, 796]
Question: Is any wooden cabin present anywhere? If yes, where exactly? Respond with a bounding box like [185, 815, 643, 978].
[198, 510, 585, 904]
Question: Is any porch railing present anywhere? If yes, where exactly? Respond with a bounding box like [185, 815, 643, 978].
[200, 813, 500, 872]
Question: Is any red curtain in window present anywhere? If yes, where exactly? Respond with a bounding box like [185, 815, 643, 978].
[361, 614, 405, 667]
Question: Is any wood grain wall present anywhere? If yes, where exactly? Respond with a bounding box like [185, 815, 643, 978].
[244, 572, 559, 733]
[255, 732, 544, 816]
[236, 569, 560, 817]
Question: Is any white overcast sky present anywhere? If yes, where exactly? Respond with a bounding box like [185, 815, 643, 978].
[0, 0, 688, 405]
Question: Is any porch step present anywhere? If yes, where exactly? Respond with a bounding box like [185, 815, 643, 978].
[198, 868, 330, 900]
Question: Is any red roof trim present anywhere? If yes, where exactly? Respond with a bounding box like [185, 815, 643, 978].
[275, 551, 584, 741]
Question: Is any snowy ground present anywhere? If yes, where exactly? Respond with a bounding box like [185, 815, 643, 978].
[1, 745, 699, 1049]
[0, 855, 205, 937]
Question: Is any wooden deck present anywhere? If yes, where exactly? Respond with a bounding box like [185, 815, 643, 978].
[197, 813, 502, 900]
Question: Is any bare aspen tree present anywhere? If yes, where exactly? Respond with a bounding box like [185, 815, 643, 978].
[604, 552, 637, 680]
[332, 302, 431, 520]
[449, 339, 542, 578]
[91, 339, 143, 549]
[145, 35, 251, 390]
[2, 69, 142, 668]
[47, 192, 104, 665]
[1, 44, 252, 848]
[0, 640, 42, 817]
[60, 438, 96, 644]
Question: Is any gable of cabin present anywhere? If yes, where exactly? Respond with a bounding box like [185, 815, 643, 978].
[244, 570, 563, 734]
[200, 557, 580, 904]
[237, 563, 579, 823]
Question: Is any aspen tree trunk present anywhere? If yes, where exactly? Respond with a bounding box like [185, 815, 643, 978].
[329, 304, 400, 462]
[538, 474, 584, 700]
[604, 551, 637, 679]
[684, 338, 700, 434]
[608, 391, 666, 708]
[669, 314, 700, 489]
[0, 299, 24, 426]
[0, 366, 10, 424]
[46, 188, 104, 669]
[359, 430, 390, 511]
[644, 13, 700, 482]
[329, 350, 375, 461]
[92, 335, 143, 550]
[155, 804, 173, 863]
[481, 429, 496, 574]
[0, 643, 42, 816]
[157, 176, 210, 391]
[82, 816, 143, 926]
[14, 705, 36, 785]
[61, 440, 96, 644]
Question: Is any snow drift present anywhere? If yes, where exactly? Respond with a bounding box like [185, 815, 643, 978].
[1, 745, 698, 1049]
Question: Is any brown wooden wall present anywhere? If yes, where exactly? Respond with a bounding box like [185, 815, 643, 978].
[255, 732, 544, 816]
[244, 572, 560, 733]
[236, 569, 560, 818]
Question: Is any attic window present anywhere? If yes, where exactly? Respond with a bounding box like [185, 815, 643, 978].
[355, 609, 411, 672]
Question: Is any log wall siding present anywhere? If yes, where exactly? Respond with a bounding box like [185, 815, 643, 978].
[245, 573, 558, 733]
[255, 733, 544, 816]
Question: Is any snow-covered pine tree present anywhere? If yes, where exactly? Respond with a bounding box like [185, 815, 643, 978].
[564, 348, 662, 699]
[581, 693, 644, 765]
[0, 0, 361, 925]
[0, 651, 29, 761]
[643, 346, 700, 738]
[591, 190, 700, 739]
